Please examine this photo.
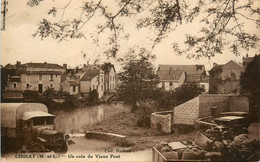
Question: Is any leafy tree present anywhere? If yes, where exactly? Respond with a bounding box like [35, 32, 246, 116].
[87, 89, 99, 105]
[240, 54, 260, 118]
[117, 51, 158, 111]
[27, 0, 259, 60]
[157, 82, 205, 109]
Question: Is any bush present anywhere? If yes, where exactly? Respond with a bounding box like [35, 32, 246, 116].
[87, 89, 99, 105]
[135, 100, 158, 128]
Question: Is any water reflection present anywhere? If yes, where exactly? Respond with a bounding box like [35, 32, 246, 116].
[54, 103, 127, 133]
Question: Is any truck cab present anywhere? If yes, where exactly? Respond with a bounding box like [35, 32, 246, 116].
[1, 103, 68, 153]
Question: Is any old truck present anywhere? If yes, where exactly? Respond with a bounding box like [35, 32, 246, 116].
[1, 103, 68, 153]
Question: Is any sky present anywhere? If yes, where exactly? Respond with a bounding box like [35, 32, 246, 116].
[1, 0, 259, 72]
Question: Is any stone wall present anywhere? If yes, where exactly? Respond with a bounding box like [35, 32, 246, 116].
[150, 111, 173, 133]
[229, 96, 249, 112]
[174, 97, 199, 125]
[199, 94, 230, 118]
[173, 94, 249, 126]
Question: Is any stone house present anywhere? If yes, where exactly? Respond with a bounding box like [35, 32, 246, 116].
[209, 60, 245, 94]
[4, 62, 66, 93]
[157, 69, 186, 91]
[103, 65, 116, 92]
[79, 66, 105, 98]
[157, 64, 208, 91]
[61, 80, 79, 95]
[21, 71, 63, 93]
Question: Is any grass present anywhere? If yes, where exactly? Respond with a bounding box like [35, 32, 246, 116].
[84, 105, 195, 151]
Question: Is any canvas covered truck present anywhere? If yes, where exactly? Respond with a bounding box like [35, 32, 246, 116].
[1, 103, 68, 153]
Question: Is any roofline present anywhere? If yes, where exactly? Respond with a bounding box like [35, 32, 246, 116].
[158, 64, 205, 66]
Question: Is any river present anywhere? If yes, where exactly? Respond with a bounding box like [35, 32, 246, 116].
[54, 103, 130, 133]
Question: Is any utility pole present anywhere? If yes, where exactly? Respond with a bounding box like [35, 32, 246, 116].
[1, 0, 8, 31]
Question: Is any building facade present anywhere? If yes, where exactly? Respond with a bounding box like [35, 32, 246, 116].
[209, 60, 245, 94]
[157, 64, 208, 91]
[79, 65, 105, 98]
[61, 80, 79, 95]
[4, 62, 66, 93]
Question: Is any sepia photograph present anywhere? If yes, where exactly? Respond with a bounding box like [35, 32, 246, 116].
[1, 0, 260, 161]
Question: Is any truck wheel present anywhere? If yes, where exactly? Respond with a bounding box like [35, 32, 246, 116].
[29, 143, 45, 152]
[54, 142, 68, 154]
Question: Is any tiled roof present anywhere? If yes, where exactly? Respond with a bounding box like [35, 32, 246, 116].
[80, 65, 102, 71]
[81, 69, 100, 81]
[65, 80, 79, 86]
[158, 70, 185, 81]
[22, 63, 65, 69]
[209, 65, 223, 73]
[158, 64, 205, 75]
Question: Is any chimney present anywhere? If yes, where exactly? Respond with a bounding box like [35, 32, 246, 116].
[63, 64, 67, 69]
[16, 61, 21, 67]
[213, 63, 218, 67]
[169, 67, 172, 75]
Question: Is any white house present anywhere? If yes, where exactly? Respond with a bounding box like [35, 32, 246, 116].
[61, 80, 79, 95]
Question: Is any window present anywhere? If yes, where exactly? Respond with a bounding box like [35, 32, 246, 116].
[73, 86, 76, 92]
[96, 85, 98, 89]
[93, 85, 95, 90]
[26, 83, 30, 88]
[39, 75, 42, 81]
[26, 75, 30, 81]
[101, 85, 103, 91]
[50, 84, 53, 88]
[110, 76, 112, 81]
[46, 117, 54, 125]
[169, 82, 173, 86]
[50, 74, 53, 81]
[231, 72, 236, 81]
[14, 83, 17, 88]
[33, 118, 45, 126]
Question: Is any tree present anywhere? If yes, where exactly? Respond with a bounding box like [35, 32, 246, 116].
[27, 0, 259, 60]
[240, 54, 260, 118]
[87, 89, 99, 105]
[157, 82, 205, 109]
[117, 51, 158, 111]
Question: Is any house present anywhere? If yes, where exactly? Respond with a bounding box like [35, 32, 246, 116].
[157, 69, 186, 91]
[157, 64, 208, 91]
[209, 60, 245, 94]
[79, 65, 105, 98]
[102, 64, 116, 92]
[4, 61, 66, 93]
[61, 80, 79, 95]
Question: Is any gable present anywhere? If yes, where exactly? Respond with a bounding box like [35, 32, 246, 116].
[158, 64, 205, 75]
[222, 61, 245, 71]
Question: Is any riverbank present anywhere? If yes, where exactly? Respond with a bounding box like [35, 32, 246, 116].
[84, 106, 195, 151]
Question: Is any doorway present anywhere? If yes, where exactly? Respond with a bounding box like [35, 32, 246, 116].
[38, 84, 43, 93]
